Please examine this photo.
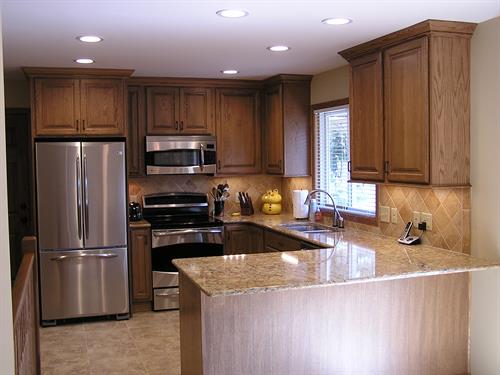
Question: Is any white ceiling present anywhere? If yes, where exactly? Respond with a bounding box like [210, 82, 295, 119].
[2, 0, 499, 79]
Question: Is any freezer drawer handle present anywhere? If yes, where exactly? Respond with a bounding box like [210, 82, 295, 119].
[156, 291, 180, 297]
[50, 253, 118, 261]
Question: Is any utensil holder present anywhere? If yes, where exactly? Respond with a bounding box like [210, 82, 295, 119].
[214, 201, 225, 217]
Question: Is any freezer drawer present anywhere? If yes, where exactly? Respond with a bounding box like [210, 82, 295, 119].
[154, 288, 179, 311]
[40, 248, 129, 321]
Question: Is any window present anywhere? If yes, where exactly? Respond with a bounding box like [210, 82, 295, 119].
[313, 100, 377, 218]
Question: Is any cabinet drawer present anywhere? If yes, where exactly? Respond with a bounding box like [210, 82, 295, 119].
[264, 230, 302, 251]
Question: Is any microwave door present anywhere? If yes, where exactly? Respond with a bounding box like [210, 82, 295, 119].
[146, 149, 203, 174]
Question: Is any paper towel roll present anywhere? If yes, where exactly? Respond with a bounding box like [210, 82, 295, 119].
[292, 190, 309, 219]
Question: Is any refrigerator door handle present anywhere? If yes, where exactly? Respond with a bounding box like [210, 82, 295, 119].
[76, 155, 82, 240]
[50, 253, 118, 261]
[83, 155, 89, 240]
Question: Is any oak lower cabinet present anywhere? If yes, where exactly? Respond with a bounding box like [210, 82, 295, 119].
[224, 224, 264, 255]
[146, 86, 214, 135]
[130, 227, 152, 311]
[25, 68, 132, 136]
[339, 20, 476, 186]
[263, 75, 312, 176]
[215, 88, 261, 174]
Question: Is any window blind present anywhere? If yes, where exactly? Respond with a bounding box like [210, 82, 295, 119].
[314, 105, 376, 216]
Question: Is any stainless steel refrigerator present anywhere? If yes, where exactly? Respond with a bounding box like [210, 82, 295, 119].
[36, 141, 129, 324]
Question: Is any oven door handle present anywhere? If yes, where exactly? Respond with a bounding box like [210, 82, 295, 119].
[199, 144, 204, 171]
[153, 228, 223, 237]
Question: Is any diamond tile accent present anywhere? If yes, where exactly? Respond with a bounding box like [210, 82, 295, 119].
[443, 191, 461, 218]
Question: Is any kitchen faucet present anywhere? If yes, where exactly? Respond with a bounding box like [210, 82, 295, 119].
[304, 189, 344, 228]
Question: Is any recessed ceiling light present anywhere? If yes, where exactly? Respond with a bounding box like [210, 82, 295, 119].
[77, 35, 103, 43]
[267, 45, 290, 52]
[216, 9, 249, 18]
[221, 70, 239, 75]
[322, 18, 353, 25]
[74, 58, 94, 64]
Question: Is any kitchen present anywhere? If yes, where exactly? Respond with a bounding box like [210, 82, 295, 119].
[1, 1, 500, 375]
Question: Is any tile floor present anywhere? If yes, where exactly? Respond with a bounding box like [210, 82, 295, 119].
[40, 311, 181, 375]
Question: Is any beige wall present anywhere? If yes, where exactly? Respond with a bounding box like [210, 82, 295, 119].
[310, 65, 349, 104]
[0, 14, 16, 374]
[470, 16, 500, 375]
[4, 79, 30, 108]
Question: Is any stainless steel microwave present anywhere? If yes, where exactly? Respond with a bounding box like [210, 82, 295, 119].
[145, 135, 217, 175]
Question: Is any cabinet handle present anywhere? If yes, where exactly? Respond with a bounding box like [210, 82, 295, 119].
[82, 119, 85, 130]
[217, 160, 221, 170]
[175, 121, 179, 130]
[278, 160, 282, 169]
[348, 161, 351, 172]
[180, 121, 184, 131]
[76, 119, 79, 129]
[384, 161, 390, 174]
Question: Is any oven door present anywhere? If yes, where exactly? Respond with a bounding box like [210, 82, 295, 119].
[145, 137, 216, 175]
[151, 227, 224, 288]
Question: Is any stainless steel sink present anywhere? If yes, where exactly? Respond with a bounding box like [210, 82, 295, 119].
[280, 223, 340, 234]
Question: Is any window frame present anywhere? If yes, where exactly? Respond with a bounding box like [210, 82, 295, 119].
[311, 98, 378, 226]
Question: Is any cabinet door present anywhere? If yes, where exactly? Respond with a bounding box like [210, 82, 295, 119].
[216, 89, 261, 174]
[130, 228, 152, 303]
[248, 225, 264, 253]
[224, 225, 250, 255]
[384, 37, 429, 184]
[349, 53, 385, 182]
[127, 86, 145, 176]
[264, 85, 284, 174]
[34, 78, 80, 135]
[80, 79, 125, 135]
[146, 87, 180, 134]
[179, 87, 214, 134]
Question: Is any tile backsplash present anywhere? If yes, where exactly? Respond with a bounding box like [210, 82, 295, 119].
[129, 175, 283, 214]
[130, 175, 471, 254]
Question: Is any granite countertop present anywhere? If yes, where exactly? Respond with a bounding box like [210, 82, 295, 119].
[174, 213, 500, 297]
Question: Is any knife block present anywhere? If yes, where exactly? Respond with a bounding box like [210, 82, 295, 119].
[239, 195, 254, 216]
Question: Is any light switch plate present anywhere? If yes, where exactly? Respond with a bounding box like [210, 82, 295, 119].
[391, 207, 398, 224]
[412, 211, 421, 226]
[380, 206, 390, 223]
[421, 212, 433, 231]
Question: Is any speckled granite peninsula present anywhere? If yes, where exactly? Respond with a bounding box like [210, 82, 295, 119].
[175, 215, 500, 375]
[174, 214, 500, 296]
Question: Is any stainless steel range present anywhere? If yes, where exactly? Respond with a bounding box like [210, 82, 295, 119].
[142, 192, 224, 310]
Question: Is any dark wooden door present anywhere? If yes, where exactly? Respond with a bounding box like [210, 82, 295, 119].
[224, 225, 250, 255]
[6, 109, 33, 278]
[264, 84, 284, 174]
[384, 37, 429, 184]
[130, 228, 152, 303]
[146, 87, 180, 134]
[34, 78, 80, 135]
[215, 88, 261, 174]
[127, 86, 145, 176]
[180, 87, 214, 134]
[247, 225, 264, 253]
[80, 78, 125, 135]
[349, 52, 385, 182]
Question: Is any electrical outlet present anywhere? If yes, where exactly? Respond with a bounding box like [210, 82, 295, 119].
[391, 207, 398, 224]
[421, 212, 433, 231]
[380, 206, 390, 223]
[412, 211, 421, 226]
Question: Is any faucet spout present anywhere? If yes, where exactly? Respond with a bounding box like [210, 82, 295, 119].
[304, 189, 344, 228]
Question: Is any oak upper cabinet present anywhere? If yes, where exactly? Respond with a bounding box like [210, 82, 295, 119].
[127, 86, 145, 177]
[349, 53, 385, 182]
[384, 37, 429, 184]
[130, 227, 152, 306]
[80, 79, 125, 135]
[215, 88, 261, 174]
[26, 68, 132, 137]
[146, 86, 213, 135]
[339, 20, 476, 186]
[34, 78, 81, 135]
[263, 75, 312, 177]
